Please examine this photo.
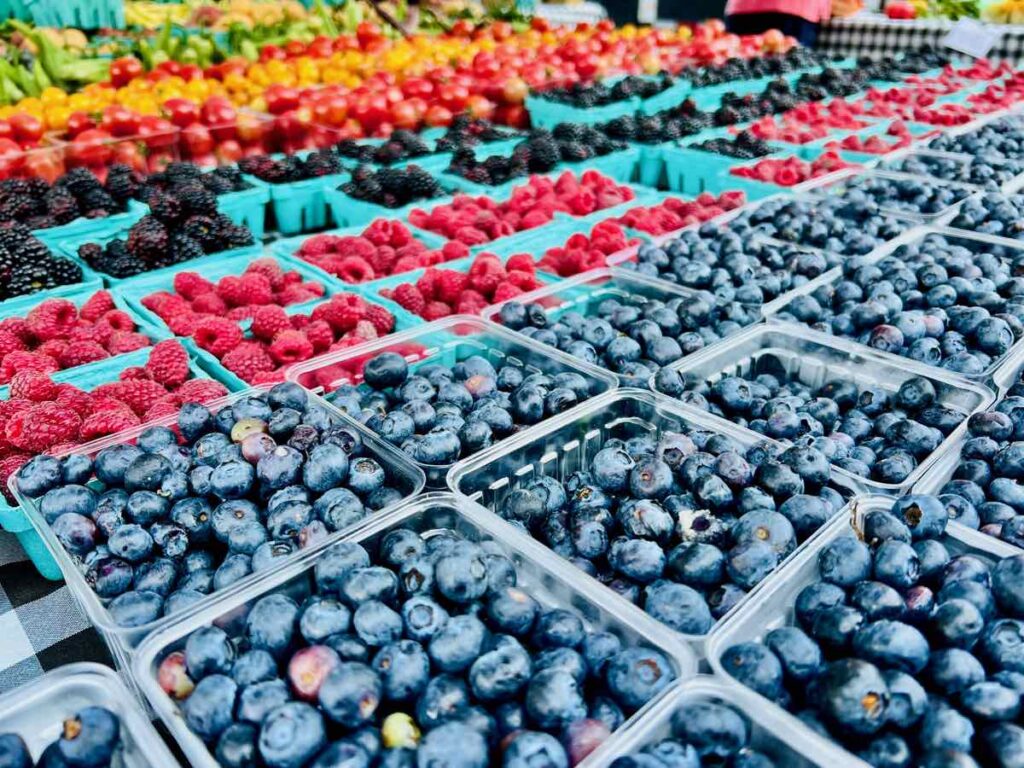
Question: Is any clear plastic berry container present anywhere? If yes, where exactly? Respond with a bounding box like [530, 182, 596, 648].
[588, 675, 826, 766]
[448, 389, 859, 649]
[878, 148, 1024, 193]
[132, 492, 699, 768]
[705, 496, 1022, 768]
[9, 386, 425, 682]
[286, 316, 619, 487]
[765, 226, 1024, 384]
[662, 324, 995, 496]
[803, 168, 979, 226]
[0, 663, 177, 768]
[481, 268, 762, 388]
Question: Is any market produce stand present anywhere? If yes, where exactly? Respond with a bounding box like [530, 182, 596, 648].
[819, 10, 1024, 60]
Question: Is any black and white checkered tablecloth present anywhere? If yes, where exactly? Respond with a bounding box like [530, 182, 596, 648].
[818, 13, 1024, 62]
[0, 532, 111, 694]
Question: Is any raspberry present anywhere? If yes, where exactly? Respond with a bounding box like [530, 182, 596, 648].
[364, 305, 394, 335]
[9, 371, 57, 402]
[100, 310, 136, 333]
[54, 385, 93, 418]
[80, 409, 141, 441]
[5, 402, 81, 453]
[99, 379, 170, 416]
[173, 272, 215, 301]
[79, 290, 116, 322]
[218, 273, 274, 307]
[221, 345, 275, 383]
[0, 318, 30, 341]
[144, 400, 184, 422]
[193, 318, 244, 358]
[352, 320, 378, 340]
[422, 301, 452, 321]
[391, 284, 426, 314]
[0, 331, 25, 359]
[174, 378, 229, 402]
[436, 271, 469, 304]
[269, 330, 315, 365]
[368, 247, 397, 275]
[0, 454, 30, 503]
[226, 306, 258, 322]
[304, 320, 334, 353]
[493, 283, 523, 302]
[470, 271, 502, 296]
[312, 295, 367, 333]
[143, 292, 191, 322]
[336, 256, 375, 284]
[191, 292, 228, 315]
[107, 332, 152, 355]
[0, 351, 59, 383]
[146, 340, 190, 387]
[36, 339, 68, 361]
[391, 256, 422, 275]
[245, 259, 285, 289]
[59, 341, 110, 369]
[251, 370, 286, 385]
[276, 285, 322, 306]
[505, 254, 536, 273]
[290, 315, 310, 330]
[507, 270, 538, 290]
[166, 313, 203, 337]
[86, 396, 132, 417]
[26, 299, 78, 341]
[415, 271, 438, 301]
[251, 306, 292, 342]
[119, 366, 151, 381]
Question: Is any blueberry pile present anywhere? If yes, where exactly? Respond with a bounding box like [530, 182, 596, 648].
[448, 125, 627, 186]
[815, 173, 974, 219]
[774, 233, 1024, 375]
[490, 426, 845, 636]
[729, 196, 907, 255]
[621, 226, 839, 304]
[239, 150, 345, 184]
[158, 526, 677, 768]
[536, 74, 677, 107]
[340, 165, 446, 208]
[932, 392, 1024, 548]
[928, 116, 1024, 160]
[679, 48, 830, 88]
[950, 192, 1024, 240]
[498, 292, 758, 388]
[688, 130, 774, 160]
[325, 352, 598, 466]
[14, 383, 412, 629]
[656, 365, 965, 485]
[884, 153, 1024, 193]
[610, 699, 779, 767]
[720, 495, 1024, 768]
[0, 706, 123, 767]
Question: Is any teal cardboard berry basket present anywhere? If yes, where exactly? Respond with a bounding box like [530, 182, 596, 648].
[240, 168, 350, 236]
[324, 184, 461, 230]
[32, 200, 147, 252]
[662, 133, 791, 195]
[215, 178, 271, 240]
[0, 347, 221, 580]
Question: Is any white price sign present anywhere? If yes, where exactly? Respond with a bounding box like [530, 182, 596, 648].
[942, 18, 1002, 59]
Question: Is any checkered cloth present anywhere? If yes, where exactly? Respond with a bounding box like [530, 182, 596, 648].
[0, 532, 111, 694]
[818, 13, 1024, 62]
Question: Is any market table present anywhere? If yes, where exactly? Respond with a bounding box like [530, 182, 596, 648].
[0, 531, 110, 694]
[818, 11, 1024, 61]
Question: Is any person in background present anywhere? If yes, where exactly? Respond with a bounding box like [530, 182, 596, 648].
[724, 0, 832, 46]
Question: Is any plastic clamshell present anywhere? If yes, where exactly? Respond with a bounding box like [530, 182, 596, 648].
[765, 225, 1024, 384]
[9, 386, 425, 673]
[663, 323, 995, 496]
[705, 496, 1022, 767]
[133, 492, 699, 768]
[589, 675, 829, 767]
[0, 663, 177, 766]
[448, 388, 859, 647]
[286, 315, 619, 486]
[481, 267, 762, 387]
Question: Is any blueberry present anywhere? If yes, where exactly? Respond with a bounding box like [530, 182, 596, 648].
[183, 674, 238, 740]
[416, 722, 486, 768]
[604, 648, 674, 709]
[258, 702, 326, 768]
[246, 594, 299, 658]
[57, 706, 119, 768]
[673, 701, 748, 760]
[816, 658, 889, 734]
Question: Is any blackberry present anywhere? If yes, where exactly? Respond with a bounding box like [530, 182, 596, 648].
[105, 165, 143, 204]
[559, 142, 590, 162]
[169, 233, 205, 264]
[602, 116, 637, 141]
[49, 257, 84, 286]
[204, 166, 248, 194]
[91, 240, 145, 279]
[125, 216, 170, 263]
[337, 140, 377, 164]
[553, 123, 587, 144]
[147, 192, 184, 225]
[463, 167, 491, 184]
[300, 149, 344, 178]
[163, 162, 204, 185]
[208, 214, 253, 251]
[0, 194, 44, 221]
[44, 190, 80, 224]
[182, 215, 218, 250]
[340, 165, 443, 207]
[6, 264, 49, 299]
[239, 155, 289, 183]
[177, 183, 218, 216]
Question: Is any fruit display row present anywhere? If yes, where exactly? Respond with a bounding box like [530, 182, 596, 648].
[0, 25, 1023, 768]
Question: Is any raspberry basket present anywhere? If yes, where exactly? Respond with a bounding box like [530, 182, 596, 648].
[0, 345, 232, 580]
[9, 385, 425, 681]
[448, 388, 859, 648]
[662, 323, 995, 496]
[0, 664, 177, 767]
[705, 497, 1021, 767]
[286, 316, 619, 486]
[132, 492, 698, 768]
[661, 131, 792, 196]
